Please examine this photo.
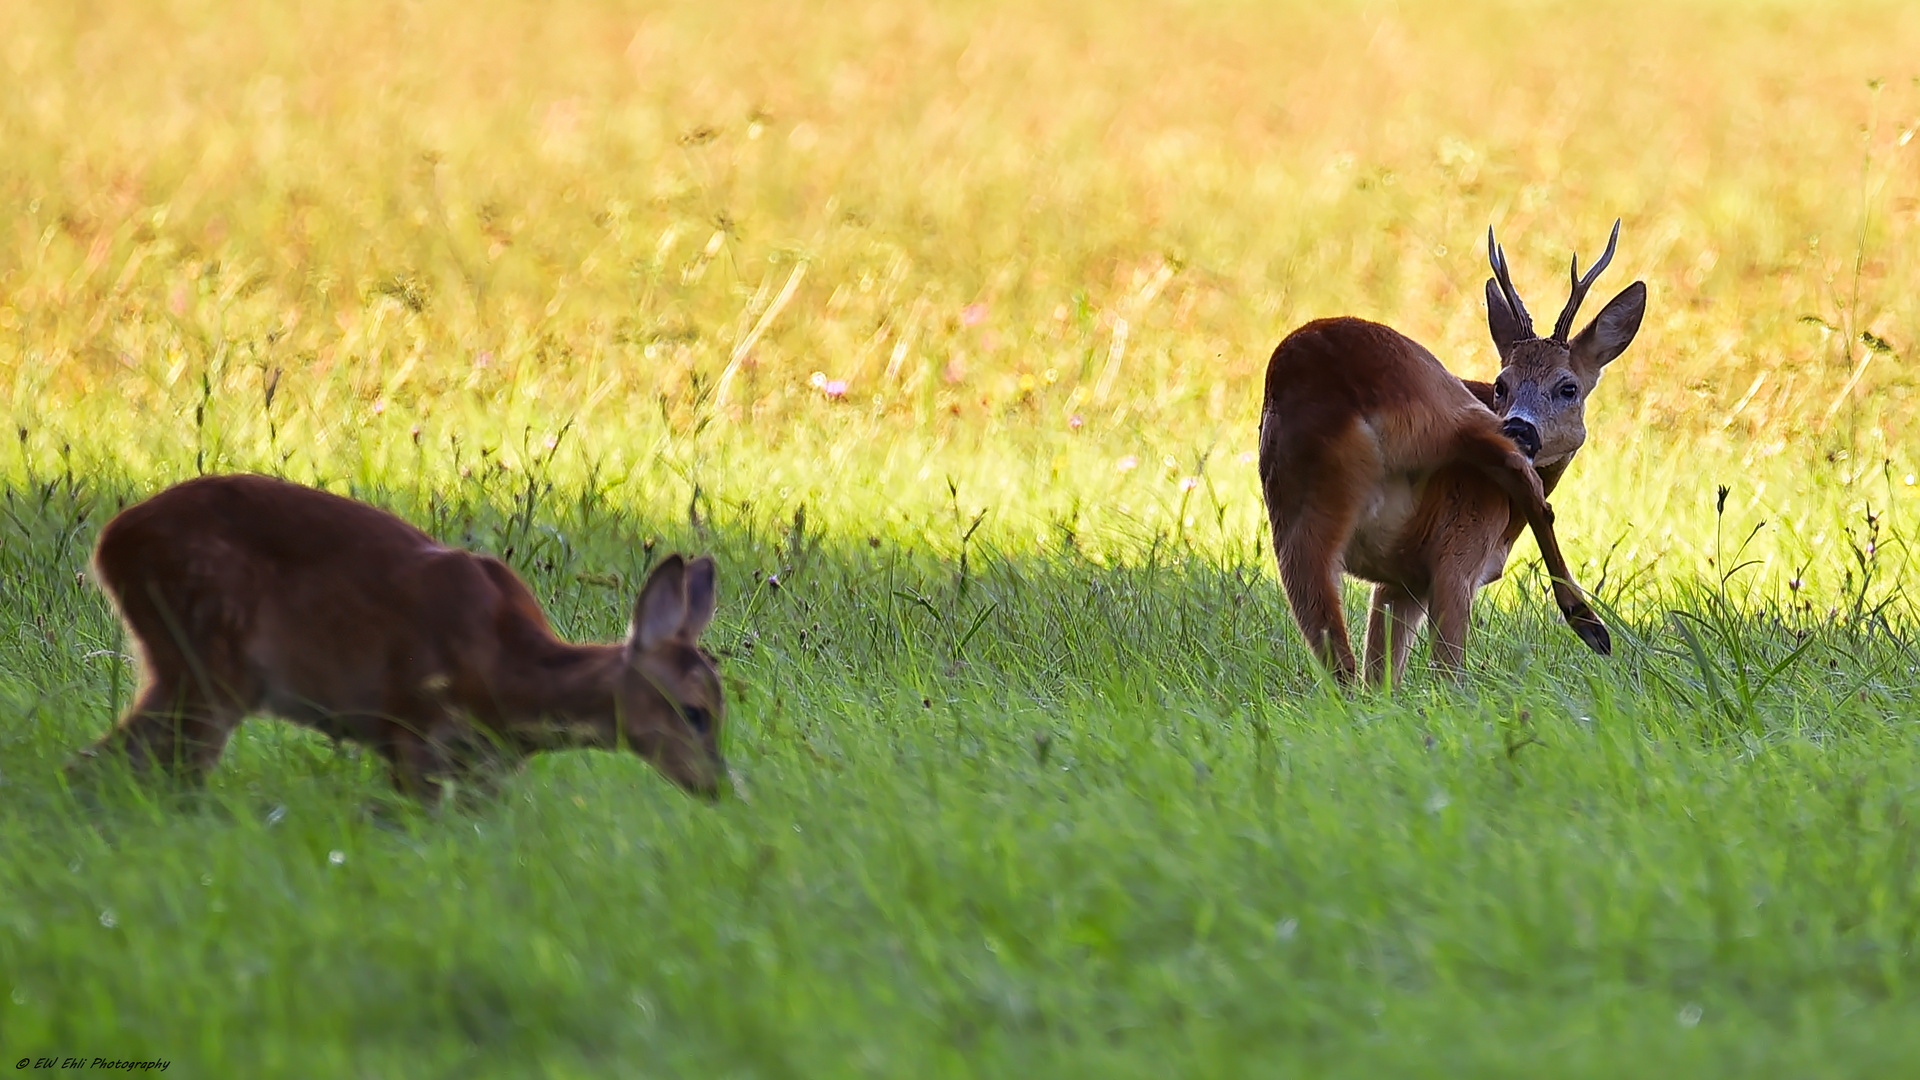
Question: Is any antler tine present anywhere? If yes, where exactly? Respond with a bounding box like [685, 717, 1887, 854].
[1552, 218, 1621, 342]
[1486, 226, 1534, 337]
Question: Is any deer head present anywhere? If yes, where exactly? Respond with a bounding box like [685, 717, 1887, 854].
[1484, 220, 1647, 468]
[618, 553, 728, 798]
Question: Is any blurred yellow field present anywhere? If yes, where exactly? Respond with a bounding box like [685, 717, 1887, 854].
[6, 2, 1918, 592]
[3, 0, 1913, 427]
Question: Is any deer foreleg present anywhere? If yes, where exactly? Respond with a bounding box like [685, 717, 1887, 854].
[1364, 582, 1427, 687]
[1454, 427, 1611, 656]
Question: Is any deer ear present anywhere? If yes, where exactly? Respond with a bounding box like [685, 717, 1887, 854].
[681, 556, 717, 641]
[1486, 278, 1528, 359]
[1570, 281, 1646, 374]
[630, 554, 688, 651]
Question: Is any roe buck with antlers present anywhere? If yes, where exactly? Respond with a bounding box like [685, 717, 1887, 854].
[77, 474, 729, 801]
[1258, 222, 1646, 684]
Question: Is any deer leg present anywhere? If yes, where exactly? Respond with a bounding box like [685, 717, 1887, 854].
[379, 705, 522, 807]
[1363, 585, 1392, 685]
[1453, 427, 1611, 656]
[1427, 572, 1477, 679]
[1364, 583, 1427, 687]
[1389, 591, 1428, 681]
[1268, 473, 1366, 684]
[1274, 524, 1358, 683]
[433, 723, 526, 808]
[80, 580, 261, 784]
[1264, 420, 1378, 684]
[84, 677, 244, 784]
[382, 728, 455, 804]
[1526, 511, 1611, 655]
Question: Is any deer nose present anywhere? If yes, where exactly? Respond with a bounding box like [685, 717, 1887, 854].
[1501, 417, 1542, 459]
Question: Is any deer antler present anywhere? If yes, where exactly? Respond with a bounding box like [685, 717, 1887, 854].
[1486, 227, 1534, 339]
[1551, 219, 1621, 343]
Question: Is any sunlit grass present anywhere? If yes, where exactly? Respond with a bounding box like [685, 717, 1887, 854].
[4, 0, 1917, 592]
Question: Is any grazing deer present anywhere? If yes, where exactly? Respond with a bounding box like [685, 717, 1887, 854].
[76, 473, 728, 802]
[1258, 222, 1646, 684]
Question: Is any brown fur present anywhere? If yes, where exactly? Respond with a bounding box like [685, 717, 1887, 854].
[76, 473, 728, 801]
[1258, 227, 1645, 684]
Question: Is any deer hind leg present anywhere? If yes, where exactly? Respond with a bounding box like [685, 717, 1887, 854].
[82, 572, 259, 783]
[1425, 571, 1479, 679]
[1452, 426, 1611, 656]
[1264, 422, 1378, 684]
[1364, 583, 1428, 687]
[1277, 535, 1356, 681]
[88, 672, 246, 783]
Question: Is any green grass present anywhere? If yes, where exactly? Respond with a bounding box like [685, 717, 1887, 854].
[2, 455, 1918, 1076]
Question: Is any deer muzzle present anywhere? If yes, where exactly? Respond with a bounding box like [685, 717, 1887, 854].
[1500, 417, 1542, 460]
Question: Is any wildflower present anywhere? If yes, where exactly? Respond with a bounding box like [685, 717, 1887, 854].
[824, 379, 848, 400]
[961, 302, 988, 326]
[1179, 476, 1200, 492]
[1116, 455, 1139, 473]
[1068, 414, 1084, 430]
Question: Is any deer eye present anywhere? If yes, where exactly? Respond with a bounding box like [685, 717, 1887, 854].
[1558, 381, 1579, 400]
[1493, 379, 1508, 400]
[681, 705, 712, 734]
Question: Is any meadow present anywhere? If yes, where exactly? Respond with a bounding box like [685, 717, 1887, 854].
[2, 0, 1919, 1074]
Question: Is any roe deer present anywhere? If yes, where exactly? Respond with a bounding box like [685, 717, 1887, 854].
[77, 473, 728, 801]
[1258, 222, 1646, 684]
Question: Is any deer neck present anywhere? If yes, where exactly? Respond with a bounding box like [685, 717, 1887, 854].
[1536, 456, 1570, 498]
[488, 640, 630, 750]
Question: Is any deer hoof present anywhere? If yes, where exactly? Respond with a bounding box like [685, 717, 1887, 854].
[1567, 606, 1612, 656]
